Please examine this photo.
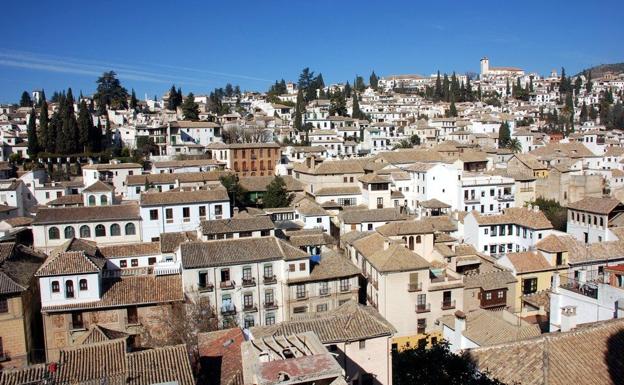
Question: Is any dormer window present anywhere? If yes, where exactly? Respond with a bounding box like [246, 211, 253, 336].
[65, 281, 75, 298]
[51, 281, 60, 293]
[79, 279, 88, 291]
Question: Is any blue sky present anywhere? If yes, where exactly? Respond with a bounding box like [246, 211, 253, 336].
[0, 0, 622, 103]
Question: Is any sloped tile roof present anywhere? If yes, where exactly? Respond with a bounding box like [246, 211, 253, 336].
[33, 204, 141, 225]
[160, 231, 198, 253]
[464, 269, 517, 290]
[472, 207, 553, 230]
[340, 208, 407, 224]
[140, 188, 229, 206]
[505, 251, 553, 273]
[288, 251, 360, 283]
[83, 180, 114, 193]
[251, 301, 395, 343]
[98, 242, 161, 259]
[35, 251, 104, 277]
[200, 216, 274, 235]
[567, 196, 623, 214]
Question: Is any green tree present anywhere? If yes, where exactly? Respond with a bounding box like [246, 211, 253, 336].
[181, 93, 200, 121]
[410, 134, 421, 146]
[20, 91, 32, 107]
[528, 198, 567, 231]
[393, 139, 413, 149]
[130, 89, 138, 110]
[77, 100, 95, 152]
[38, 99, 49, 150]
[498, 122, 510, 148]
[447, 100, 458, 117]
[434, 71, 443, 101]
[369, 71, 379, 90]
[344, 82, 352, 99]
[167, 85, 182, 110]
[263, 176, 294, 208]
[294, 88, 304, 131]
[93, 71, 129, 113]
[103, 118, 113, 151]
[507, 138, 522, 153]
[354, 75, 366, 92]
[351, 92, 366, 120]
[27, 108, 39, 157]
[329, 89, 347, 116]
[393, 341, 505, 385]
[220, 174, 247, 209]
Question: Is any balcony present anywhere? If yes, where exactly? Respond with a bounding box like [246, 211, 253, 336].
[220, 280, 236, 290]
[496, 194, 514, 202]
[560, 277, 599, 299]
[264, 301, 278, 310]
[242, 277, 256, 287]
[407, 283, 422, 292]
[154, 261, 181, 276]
[464, 197, 480, 204]
[319, 289, 330, 297]
[263, 275, 277, 285]
[221, 305, 237, 316]
[416, 303, 431, 313]
[441, 299, 456, 310]
[198, 283, 214, 292]
[243, 303, 258, 313]
[519, 187, 534, 193]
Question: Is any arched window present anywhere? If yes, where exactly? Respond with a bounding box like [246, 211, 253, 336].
[95, 224, 106, 237]
[242, 161, 247, 171]
[234, 161, 239, 172]
[125, 223, 136, 235]
[100, 195, 108, 205]
[88, 195, 96, 206]
[51, 281, 60, 293]
[416, 235, 422, 244]
[79, 279, 88, 291]
[408, 236, 414, 250]
[64, 226, 75, 239]
[65, 280, 74, 298]
[260, 160, 265, 170]
[80, 225, 91, 238]
[49, 227, 60, 240]
[110, 224, 121, 236]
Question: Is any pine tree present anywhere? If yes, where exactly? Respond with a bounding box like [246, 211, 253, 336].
[130, 89, 138, 110]
[294, 88, 304, 131]
[181, 93, 200, 121]
[94, 71, 128, 113]
[20, 91, 32, 107]
[369, 71, 379, 90]
[263, 176, 294, 208]
[27, 108, 39, 157]
[498, 122, 511, 148]
[329, 89, 347, 116]
[38, 99, 49, 151]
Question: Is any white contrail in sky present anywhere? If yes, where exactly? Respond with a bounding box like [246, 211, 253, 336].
[0, 49, 273, 86]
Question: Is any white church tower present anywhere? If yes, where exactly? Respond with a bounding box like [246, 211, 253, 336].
[480, 57, 489, 76]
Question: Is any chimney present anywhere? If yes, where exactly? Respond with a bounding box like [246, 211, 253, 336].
[383, 239, 391, 250]
[233, 207, 239, 216]
[551, 272, 560, 293]
[454, 310, 466, 351]
[560, 306, 577, 332]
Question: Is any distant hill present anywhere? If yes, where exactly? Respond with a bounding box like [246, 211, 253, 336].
[576, 63, 624, 78]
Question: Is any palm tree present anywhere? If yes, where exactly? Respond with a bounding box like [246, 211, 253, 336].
[507, 138, 522, 153]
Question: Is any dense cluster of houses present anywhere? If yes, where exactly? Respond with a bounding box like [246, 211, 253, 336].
[1, 57, 624, 385]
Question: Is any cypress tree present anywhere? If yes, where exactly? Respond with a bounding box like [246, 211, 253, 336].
[434, 71, 442, 101]
[167, 85, 177, 110]
[352, 92, 365, 120]
[130, 89, 138, 110]
[38, 89, 46, 108]
[294, 88, 304, 131]
[448, 100, 458, 117]
[104, 118, 113, 151]
[27, 108, 39, 157]
[77, 100, 94, 152]
[369, 71, 379, 90]
[442, 74, 450, 102]
[344, 82, 352, 99]
[38, 99, 49, 150]
[498, 122, 511, 148]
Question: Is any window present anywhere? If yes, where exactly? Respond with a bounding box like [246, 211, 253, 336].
[0, 298, 8, 313]
[127, 306, 138, 324]
[79, 279, 88, 291]
[64, 226, 75, 239]
[260, 229, 270, 236]
[522, 278, 538, 295]
[264, 289, 274, 305]
[88, 195, 96, 206]
[183, 207, 190, 222]
[289, 264, 295, 272]
[416, 235, 422, 244]
[244, 316, 254, 328]
[220, 269, 231, 282]
[150, 209, 158, 220]
[239, 231, 252, 238]
[166, 208, 173, 223]
[340, 278, 350, 292]
[148, 257, 156, 265]
[95, 224, 106, 237]
[49, 227, 60, 240]
[215, 205, 223, 217]
[359, 340, 366, 350]
[65, 281, 75, 298]
[110, 224, 121, 236]
[100, 195, 108, 205]
[316, 217, 322, 223]
[299, 263, 306, 271]
[120, 260, 127, 268]
[131, 259, 138, 267]
[51, 281, 60, 293]
[242, 266, 252, 281]
[296, 284, 306, 299]
[490, 226, 497, 236]
[293, 306, 307, 314]
[316, 303, 328, 312]
[497, 290, 504, 299]
[125, 223, 136, 235]
[265, 312, 275, 325]
[199, 206, 206, 218]
[71, 312, 84, 329]
[485, 292, 492, 300]
[79, 225, 91, 238]
[243, 293, 254, 309]
[377, 197, 383, 208]
[263, 264, 273, 279]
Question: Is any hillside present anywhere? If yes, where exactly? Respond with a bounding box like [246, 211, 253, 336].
[576, 63, 624, 78]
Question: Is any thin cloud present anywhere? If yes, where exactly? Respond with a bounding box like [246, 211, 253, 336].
[0, 49, 272, 87]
